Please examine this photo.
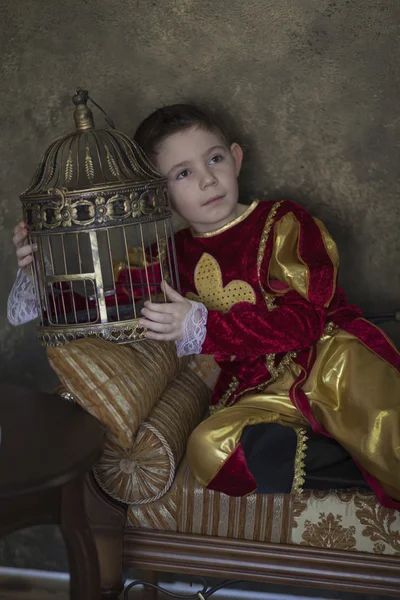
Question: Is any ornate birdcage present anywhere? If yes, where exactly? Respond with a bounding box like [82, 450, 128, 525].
[20, 89, 180, 346]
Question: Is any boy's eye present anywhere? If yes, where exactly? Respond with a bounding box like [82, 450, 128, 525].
[176, 169, 190, 180]
[209, 154, 223, 164]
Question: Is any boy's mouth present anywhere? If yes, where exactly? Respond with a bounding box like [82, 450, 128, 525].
[203, 195, 225, 206]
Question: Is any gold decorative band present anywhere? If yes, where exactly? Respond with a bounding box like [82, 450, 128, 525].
[22, 183, 171, 233]
[37, 318, 147, 347]
[291, 427, 308, 496]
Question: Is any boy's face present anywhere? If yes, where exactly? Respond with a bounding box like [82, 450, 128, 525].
[153, 126, 243, 233]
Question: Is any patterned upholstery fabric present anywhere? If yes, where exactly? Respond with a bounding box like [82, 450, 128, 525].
[48, 338, 189, 449]
[93, 370, 210, 504]
[291, 488, 400, 554]
[128, 457, 400, 555]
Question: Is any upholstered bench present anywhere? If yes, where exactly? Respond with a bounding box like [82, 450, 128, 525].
[48, 338, 400, 599]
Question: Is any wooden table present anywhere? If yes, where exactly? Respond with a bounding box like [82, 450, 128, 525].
[0, 384, 105, 599]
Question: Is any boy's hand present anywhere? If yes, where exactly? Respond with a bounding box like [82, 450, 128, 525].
[139, 281, 191, 341]
[13, 221, 36, 274]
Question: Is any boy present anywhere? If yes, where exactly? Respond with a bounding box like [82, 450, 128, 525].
[135, 104, 400, 507]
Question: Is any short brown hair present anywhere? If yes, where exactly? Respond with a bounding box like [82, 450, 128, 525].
[134, 103, 230, 157]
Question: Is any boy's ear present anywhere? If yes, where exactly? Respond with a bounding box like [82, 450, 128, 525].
[230, 143, 243, 176]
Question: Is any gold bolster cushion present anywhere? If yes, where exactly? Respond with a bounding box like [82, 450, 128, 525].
[48, 338, 210, 503]
[94, 369, 210, 504]
[47, 338, 190, 449]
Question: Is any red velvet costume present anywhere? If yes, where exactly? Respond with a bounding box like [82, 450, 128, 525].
[173, 200, 400, 509]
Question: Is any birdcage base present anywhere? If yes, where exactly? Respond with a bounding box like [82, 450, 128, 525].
[37, 319, 147, 347]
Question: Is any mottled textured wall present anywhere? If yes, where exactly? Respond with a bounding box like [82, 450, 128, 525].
[1, 0, 399, 388]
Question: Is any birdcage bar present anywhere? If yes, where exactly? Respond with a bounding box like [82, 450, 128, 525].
[154, 220, 169, 301]
[105, 229, 121, 322]
[139, 223, 152, 300]
[151, 220, 168, 301]
[146, 220, 166, 303]
[28, 234, 44, 327]
[75, 232, 91, 323]
[88, 230, 106, 323]
[45, 237, 60, 325]
[166, 218, 181, 294]
[129, 224, 146, 307]
[145, 223, 157, 296]
[97, 228, 120, 322]
[61, 234, 79, 324]
[121, 225, 138, 320]
[60, 234, 77, 323]
[152, 222, 164, 292]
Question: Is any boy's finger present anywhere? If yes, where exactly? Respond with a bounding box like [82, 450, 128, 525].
[139, 318, 173, 333]
[16, 244, 37, 258]
[161, 280, 184, 302]
[14, 221, 26, 234]
[13, 229, 29, 248]
[143, 300, 175, 313]
[141, 308, 172, 324]
[18, 255, 34, 268]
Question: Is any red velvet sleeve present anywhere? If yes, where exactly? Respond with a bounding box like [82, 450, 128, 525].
[201, 290, 326, 358]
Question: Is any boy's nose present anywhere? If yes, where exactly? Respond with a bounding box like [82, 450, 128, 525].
[199, 169, 217, 190]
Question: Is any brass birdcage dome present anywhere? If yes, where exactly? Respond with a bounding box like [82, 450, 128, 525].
[21, 89, 180, 346]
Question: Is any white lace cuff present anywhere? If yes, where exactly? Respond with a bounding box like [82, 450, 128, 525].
[175, 300, 208, 358]
[7, 269, 39, 326]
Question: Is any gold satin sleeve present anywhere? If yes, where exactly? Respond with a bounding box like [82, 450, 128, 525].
[268, 212, 339, 301]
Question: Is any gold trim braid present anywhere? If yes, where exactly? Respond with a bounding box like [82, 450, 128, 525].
[210, 350, 297, 416]
[209, 377, 239, 415]
[257, 201, 283, 311]
[291, 427, 308, 496]
[192, 200, 259, 238]
[265, 351, 297, 383]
